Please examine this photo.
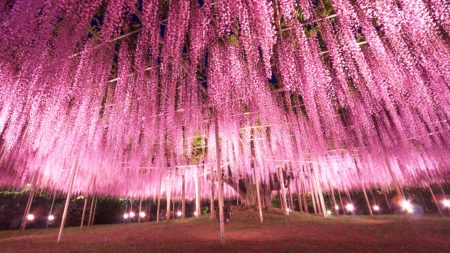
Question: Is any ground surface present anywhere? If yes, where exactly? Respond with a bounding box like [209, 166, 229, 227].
[0, 209, 449, 253]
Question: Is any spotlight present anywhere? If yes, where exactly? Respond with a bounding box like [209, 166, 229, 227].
[373, 205, 380, 211]
[176, 211, 182, 217]
[123, 213, 129, 219]
[334, 205, 340, 210]
[326, 210, 332, 215]
[400, 200, 413, 214]
[194, 211, 198, 216]
[129, 211, 135, 218]
[26, 214, 35, 221]
[139, 212, 146, 218]
[286, 208, 291, 213]
[345, 203, 355, 212]
[442, 199, 450, 208]
[48, 215, 55, 221]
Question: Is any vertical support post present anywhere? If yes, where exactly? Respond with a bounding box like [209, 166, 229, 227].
[254, 170, 263, 223]
[166, 179, 172, 221]
[288, 184, 294, 210]
[278, 167, 289, 215]
[88, 196, 95, 226]
[214, 114, 225, 245]
[384, 155, 404, 198]
[194, 166, 200, 217]
[91, 198, 97, 226]
[309, 176, 318, 215]
[80, 195, 88, 228]
[428, 185, 443, 216]
[384, 192, 392, 213]
[313, 169, 326, 217]
[301, 180, 308, 213]
[209, 169, 215, 220]
[362, 186, 373, 216]
[295, 178, 302, 212]
[21, 190, 35, 231]
[138, 197, 143, 223]
[338, 188, 346, 215]
[182, 174, 186, 219]
[124, 200, 128, 224]
[47, 191, 57, 228]
[329, 184, 339, 216]
[57, 161, 78, 243]
[355, 160, 372, 216]
[157, 175, 162, 223]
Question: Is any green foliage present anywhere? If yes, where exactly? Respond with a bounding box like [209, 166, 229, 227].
[228, 34, 239, 46]
[272, 198, 281, 208]
[186, 133, 207, 163]
[304, 25, 319, 38]
[296, 8, 305, 23]
[318, 0, 335, 18]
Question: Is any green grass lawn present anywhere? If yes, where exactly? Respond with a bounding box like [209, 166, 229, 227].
[0, 209, 449, 253]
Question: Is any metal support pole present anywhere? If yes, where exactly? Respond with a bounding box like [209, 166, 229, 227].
[88, 196, 95, 226]
[57, 162, 78, 243]
[194, 166, 200, 217]
[278, 167, 289, 215]
[21, 190, 35, 231]
[138, 197, 143, 223]
[428, 185, 443, 216]
[91, 198, 97, 226]
[209, 169, 215, 220]
[295, 178, 303, 212]
[182, 174, 186, 219]
[80, 195, 88, 228]
[214, 115, 225, 245]
[47, 191, 56, 228]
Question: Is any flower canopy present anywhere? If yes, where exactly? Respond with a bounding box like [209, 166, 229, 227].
[0, 0, 448, 198]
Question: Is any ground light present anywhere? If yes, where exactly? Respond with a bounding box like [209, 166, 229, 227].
[139, 212, 146, 218]
[373, 205, 380, 211]
[123, 213, 129, 219]
[193, 211, 198, 216]
[176, 211, 182, 217]
[48, 215, 55, 221]
[345, 203, 355, 212]
[26, 214, 35, 221]
[400, 200, 414, 213]
[326, 210, 332, 215]
[334, 205, 339, 210]
[442, 199, 450, 208]
[129, 211, 135, 218]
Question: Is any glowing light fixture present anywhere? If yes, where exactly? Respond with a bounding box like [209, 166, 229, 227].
[26, 214, 35, 221]
[139, 212, 146, 218]
[400, 200, 413, 213]
[48, 215, 55, 221]
[176, 211, 182, 217]
[123, 213, 129, 219]
[334, 205, 339, 210]
[442, 199, 450, 208]
[194, 211, 198, 216]
[129, 211, 135, 218]
[373, 205, 380, 211]
[345, 203, 355, 212]
[326, 210, 332, 215]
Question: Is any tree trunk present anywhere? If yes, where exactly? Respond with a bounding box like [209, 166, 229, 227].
[224, 176, 273, 209]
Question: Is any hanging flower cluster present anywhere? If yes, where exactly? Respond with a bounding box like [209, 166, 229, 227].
[0, 0, 448, 198]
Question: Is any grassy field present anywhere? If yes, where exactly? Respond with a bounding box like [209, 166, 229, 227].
[0, 209, 449, 253]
